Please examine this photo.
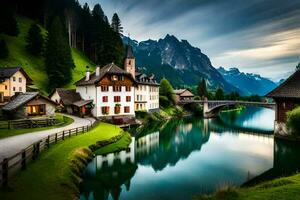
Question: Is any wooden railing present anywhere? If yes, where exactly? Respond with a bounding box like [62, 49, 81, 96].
[0, 122, 97, 187]
[0, 117, 57, 129]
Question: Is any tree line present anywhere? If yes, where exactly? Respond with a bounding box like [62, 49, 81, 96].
[0, 0, 125, 91]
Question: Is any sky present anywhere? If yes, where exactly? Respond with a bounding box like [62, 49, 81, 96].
[79, 0, 300, 81]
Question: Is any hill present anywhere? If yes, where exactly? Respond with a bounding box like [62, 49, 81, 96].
[0, 16, 95, 93]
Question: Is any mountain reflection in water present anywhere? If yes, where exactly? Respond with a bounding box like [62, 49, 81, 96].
[80, 107, 300, 200]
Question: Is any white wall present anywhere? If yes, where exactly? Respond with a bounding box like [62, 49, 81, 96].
[135, 84, 159, 112]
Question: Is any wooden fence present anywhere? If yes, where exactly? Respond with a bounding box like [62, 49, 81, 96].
[0, 118, 57, 129]
[0, 122, 96, 187]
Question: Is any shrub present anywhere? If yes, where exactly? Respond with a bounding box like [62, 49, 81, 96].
[287, 107, 300, 136]
[135, 110, 148, 119]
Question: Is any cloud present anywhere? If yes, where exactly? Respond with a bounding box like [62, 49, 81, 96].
[79, 0, 300, 80]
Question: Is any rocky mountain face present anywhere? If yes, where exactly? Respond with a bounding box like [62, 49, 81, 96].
[123, 35, 240, 93]
[217, 67, 278, 96]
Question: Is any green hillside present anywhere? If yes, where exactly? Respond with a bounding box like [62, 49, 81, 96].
[0, 16, 95, 93]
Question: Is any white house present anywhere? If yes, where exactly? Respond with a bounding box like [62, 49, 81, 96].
[124, 45, 160, 113]
[75, 63, 136, 118]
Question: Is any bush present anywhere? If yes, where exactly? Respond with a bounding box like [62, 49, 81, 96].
[135, 110, 148, 119]
[287, 107, 300, 136]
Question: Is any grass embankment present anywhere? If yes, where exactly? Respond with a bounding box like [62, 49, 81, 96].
[0, 123, 132, 200]
[0, 16, 95, 93]
[196, 173, 300, 200]
[0, 114, 74, 139]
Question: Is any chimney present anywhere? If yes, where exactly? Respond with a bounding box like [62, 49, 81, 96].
[85, 66, 90, 81]
[96, 66, 100, 76]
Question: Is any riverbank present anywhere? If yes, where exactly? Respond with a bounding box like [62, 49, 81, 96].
[0, 123, 131, 200]
[195, 172, 300, 200]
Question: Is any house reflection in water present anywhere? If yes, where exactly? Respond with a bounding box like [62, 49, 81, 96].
[80, 132, 160, 200]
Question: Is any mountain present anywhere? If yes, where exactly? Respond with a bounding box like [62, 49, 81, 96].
[123, 35, 240, 93]
[217, 67, 278, 96]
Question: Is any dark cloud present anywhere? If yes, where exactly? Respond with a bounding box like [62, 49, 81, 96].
[80, 0, 300, 80]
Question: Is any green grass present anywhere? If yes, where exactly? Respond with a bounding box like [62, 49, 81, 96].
[0, 114, 74, 139]
[0, 123, 130, 200]
[0, 16, 96, 93]
[195, 173, 300, 200]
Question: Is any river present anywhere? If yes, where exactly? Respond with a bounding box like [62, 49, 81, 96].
[80, 107, 300, 200]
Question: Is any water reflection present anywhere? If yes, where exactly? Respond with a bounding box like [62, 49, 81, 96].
[80, 107, 300, 200]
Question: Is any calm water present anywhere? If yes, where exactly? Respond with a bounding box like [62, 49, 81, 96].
[80, 107, 300, 200]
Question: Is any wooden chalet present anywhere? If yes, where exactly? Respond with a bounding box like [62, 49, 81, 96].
[2, 92, 57, 119]
[174, 89, 194, 102]
[266, 70, 300, 135]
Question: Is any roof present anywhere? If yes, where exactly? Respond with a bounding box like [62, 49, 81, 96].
[50, 88, 82, 106]
[0, 67, 33, 84]
[135, 72, 159, 86]
[267, 70, 300, 99]
[2, 92, 56, 111]
[76, 63, 135, 86]
[72, 100, 93, 107]
[126, 45, 134, 59]
[174, 89, 194, 97]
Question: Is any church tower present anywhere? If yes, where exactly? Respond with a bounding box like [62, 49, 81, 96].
[124, 45, 135, 79]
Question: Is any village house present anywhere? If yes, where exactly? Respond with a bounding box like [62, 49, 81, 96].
[267, 69, 300, 135]
[174, 89, 194, 102]
[124, 45, 160, 112]
[75, 63, 136, 119]
[0, 67, 32, 102]
[2, 92, 57, 119]
[49, 88, 93, 117]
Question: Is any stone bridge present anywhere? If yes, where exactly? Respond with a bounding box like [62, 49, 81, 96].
[179, 98, 275, 118]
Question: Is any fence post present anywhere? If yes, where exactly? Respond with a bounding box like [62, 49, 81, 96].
[46, 136, 50, 148]
[2, 158, 8, 186]
[55, 133, 58, 143]
[76, 128, 78, 136]
[69, 130, 71, 138]
[32, 144, 36, 160]
[36, 142, 40, 158]
[8, 121, 11, 129]
[62, 131, 65, 140]
[21, 150, 26, 170]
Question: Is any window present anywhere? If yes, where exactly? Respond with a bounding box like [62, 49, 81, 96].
[124, 106, 130, 113]
[13, 77, 16, 82]
[19, 87, 22, 92]
[126, 96, 131, 102]
[111, 75, 118, 81]
[5, 85, 7, 90]
[114, 106, 121, 114]
[102, 96, 108, 102]
[13, 87, 16, 91]
[119, 75, 124, 81]
[19, 78, 22, 83]
[85, 87, 88, 94]
[113, 86, 122, 92]
[126, 86, 131, 92]
[114, 96, 121, 102]
[27, 105, 46, 116]
[101, 86, 108, 92]
[101, 106, 110, 115]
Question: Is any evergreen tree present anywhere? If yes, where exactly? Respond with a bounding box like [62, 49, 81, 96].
[215, 87, 224, 100]
[45, 16, 74, 90]
[160, 78, 175, 104]
[111, 13, 123, 35]
[0, 39, 9, 59]
[197, 79, 208, 99]
[26, 23, 44, 56]
[0, 6, 19, 36]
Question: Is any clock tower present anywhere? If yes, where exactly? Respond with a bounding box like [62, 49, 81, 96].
[124, 45, 135, 79]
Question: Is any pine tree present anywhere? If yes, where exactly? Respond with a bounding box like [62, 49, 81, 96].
[0, 6, 19, 36]
[45, 16, 74, 90]
[26, 23, 44, 56]
[215, 87, 224, 100]
[111, 13, 123, 35]
[197, 78, 208, 99]
[0, 39, 9, 59]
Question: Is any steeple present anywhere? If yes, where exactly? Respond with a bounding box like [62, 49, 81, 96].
[124, 45, 135, 79]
